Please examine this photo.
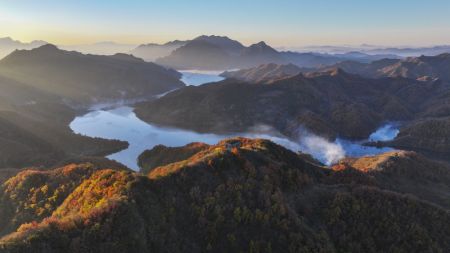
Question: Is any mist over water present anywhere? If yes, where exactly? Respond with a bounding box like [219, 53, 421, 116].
[297, 131, 346, 165]
[369, 123, 400, 141]
[179, 70, 225, 86]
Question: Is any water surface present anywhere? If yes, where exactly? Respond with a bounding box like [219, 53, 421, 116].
[70, 106, 399, 170]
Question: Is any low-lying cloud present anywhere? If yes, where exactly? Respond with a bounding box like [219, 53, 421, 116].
[246, 124, 346, 165]
[296, 128, 345, 165]
[300, 134, 345, 165]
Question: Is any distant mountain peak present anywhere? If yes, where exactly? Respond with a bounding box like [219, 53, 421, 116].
[35, 43, 60, 52]
[0, 37, 47, 46]
[192, 35, 245, 54]
[182, 39, 221, 49]
[111, 53, 144, 62]
[244, 41, 279, 55]
[0, 37, 15, 42]
[164, 40, 188, 46]
[194, 35, 232, 40]
[249, 41, 272, 49]
[254, 41, 268, 46]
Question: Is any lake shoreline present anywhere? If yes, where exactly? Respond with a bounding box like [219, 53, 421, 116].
[70, 105, 400, 171]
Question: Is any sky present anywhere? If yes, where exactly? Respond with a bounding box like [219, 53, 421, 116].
[1, 0, 450, 47]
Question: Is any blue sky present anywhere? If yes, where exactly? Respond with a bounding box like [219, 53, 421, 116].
[1, 0, 450, 46]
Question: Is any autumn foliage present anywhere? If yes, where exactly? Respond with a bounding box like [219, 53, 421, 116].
[1, 138, 450, 252]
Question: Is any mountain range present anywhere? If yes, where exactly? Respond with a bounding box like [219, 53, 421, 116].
[223, 52, 450, 83]
[0, 37, 139, 57]
[131, 35, 403, 69]
[364, 45, 450, 57]
[285, 44, 450, 57]
[0, 37, 47, 59]
[3, 36, 450, 69]
[327, 53, 450, 81]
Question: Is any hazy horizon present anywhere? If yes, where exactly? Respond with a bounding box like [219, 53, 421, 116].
[3, 34, 450, 49]
[2, 0, 450, 47]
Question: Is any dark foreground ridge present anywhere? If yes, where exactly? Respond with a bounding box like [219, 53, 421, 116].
[1, 137, 449, 252]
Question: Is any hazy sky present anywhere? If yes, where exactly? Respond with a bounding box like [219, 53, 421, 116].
[1, 0, 450, 47]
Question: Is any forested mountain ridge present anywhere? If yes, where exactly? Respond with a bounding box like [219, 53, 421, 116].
[1, 138, 449, 252]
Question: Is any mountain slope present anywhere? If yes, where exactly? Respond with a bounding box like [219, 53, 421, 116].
[193, 35, 245, 55]
[1, 138, 449, 252]
[156, 39, 232, 70]
[138, 142, 210, 174]
[0, 163, 106, 236]
[0, 103, 127, 169]
[0, 44, 184, 104]
[330, 53, 450, 81]
[135, 69, 446, 140]
[0, 71, 127, 169]
[337, 151, 450, 208]
[131, 35, 243, 63]
[0, 37, 47, 59]
[385, 117, 450, 155]
[130, 40, 188, 61]
[220, 63, 305, 83]
[238, 41, 286, 66]
[380, 53, 450, 80]
[156, 39, 287, 70]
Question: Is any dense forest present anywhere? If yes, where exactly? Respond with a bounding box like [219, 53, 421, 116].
[1, 138, 449, 252]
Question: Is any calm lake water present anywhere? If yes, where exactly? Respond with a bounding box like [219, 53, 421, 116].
[70, 71, 399, 170]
